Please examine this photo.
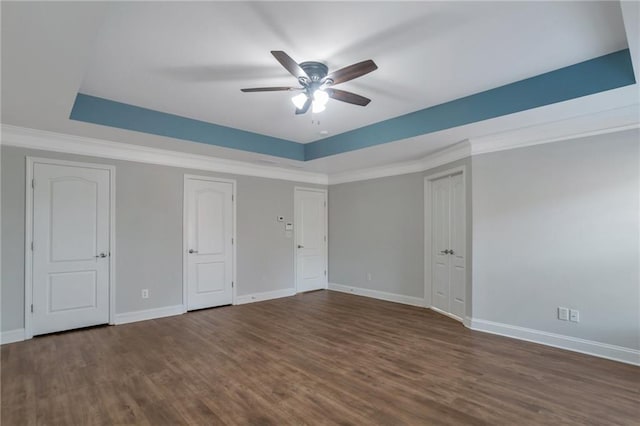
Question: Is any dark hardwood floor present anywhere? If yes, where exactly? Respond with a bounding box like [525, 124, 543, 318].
[2, 290, 639, 425]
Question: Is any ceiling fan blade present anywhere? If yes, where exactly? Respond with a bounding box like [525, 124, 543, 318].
[241, 87, 298, 92]
[271, 51, 309, 80]
[295, 97, 312, 115]
[325, 59, 377, 85]
[326, 88, 371, 106]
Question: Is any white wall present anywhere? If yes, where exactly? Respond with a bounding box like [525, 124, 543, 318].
[472, 129, 639, 350]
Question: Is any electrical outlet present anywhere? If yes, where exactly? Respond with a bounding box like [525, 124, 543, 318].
[569, 309, 579, 322]
[366, 272, 372, 281]
[141, 289, 149, 299]
[558, 307, 569, 321]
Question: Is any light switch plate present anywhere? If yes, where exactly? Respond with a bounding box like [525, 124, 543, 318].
[558, 307, 569, 321]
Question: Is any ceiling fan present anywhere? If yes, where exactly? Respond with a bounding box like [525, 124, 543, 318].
[241, 51, 378, 115]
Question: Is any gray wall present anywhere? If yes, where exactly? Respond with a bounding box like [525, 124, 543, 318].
[329, 172, 425, 298]
[1, 145, 323, 331]
[328, 157, 472, 311]
[472, 129, 639, 349]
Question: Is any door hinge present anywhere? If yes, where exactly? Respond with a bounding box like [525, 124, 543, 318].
[232, 194, 234, 202]
[324, 270, 327, 276]
[324, 201, 327, 207]
[324, 235, 327, 242]
[31, 241, 34, 251]
[232, 238, 234, 245]
[31, 304, 33, 313]
[232, 281, 234, 288]
[31, 179, 35, 189]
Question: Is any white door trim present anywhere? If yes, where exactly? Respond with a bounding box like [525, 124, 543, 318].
[293, 187, 328, 293]
[424, 165, 466, 321]
[24, 157, 116, 339]
[182, 174, 237, 309]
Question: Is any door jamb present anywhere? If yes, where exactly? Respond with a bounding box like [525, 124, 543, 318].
[183, 174, 237, 310]
[293, 187, 328, 293]
[25, 156, 116, 339]
[424, 165, 466, 320]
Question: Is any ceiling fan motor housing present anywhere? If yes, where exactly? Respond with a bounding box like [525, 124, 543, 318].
[299, 61, 329, 85]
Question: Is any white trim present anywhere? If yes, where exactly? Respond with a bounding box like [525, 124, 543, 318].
[1, 329, 26, 345]
[470, 123, 640, 156]
[294, 187, 329, 293]
[328, 141, 471, 185]
[328, 283, 425, 307]
[1, 124, 327, 185]
[424, 166, 467, 315]
[469, 318, 640, 366]
[235, 288, 296, 305]
[113, 304, 184, 325]
[182, 175, 237, 310]
[429, 306, 463, 324]
[25, 157, 116, 339]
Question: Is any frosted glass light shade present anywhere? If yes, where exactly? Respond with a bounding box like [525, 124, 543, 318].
[291, 93, 308, 109]
[313, 90, 329, 106]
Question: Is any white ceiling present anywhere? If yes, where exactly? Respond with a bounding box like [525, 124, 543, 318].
[1, 1, 638, 176]
[80, 1, 628, 143]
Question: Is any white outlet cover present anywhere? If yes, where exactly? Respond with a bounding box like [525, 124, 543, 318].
[569, 309, 580, 322]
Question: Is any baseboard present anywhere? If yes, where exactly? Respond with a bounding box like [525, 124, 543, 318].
[114, 304, 185, 325]
[1, 328, 26, 345]
[469, 318, 640, 366]
[235, 288, 296, 305]
[328, 283, 425, 307]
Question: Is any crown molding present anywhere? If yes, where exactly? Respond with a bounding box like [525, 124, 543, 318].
[469, 104, 640, 155]
[328, 141, 471, 185]
[0, 124, 328, 185]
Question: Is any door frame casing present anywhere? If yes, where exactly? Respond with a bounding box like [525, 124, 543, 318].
[25, 156, 116, 339]
[293, 187, 328, 293]
[424, 166, 466, 322]
[182, 174, 237, 310]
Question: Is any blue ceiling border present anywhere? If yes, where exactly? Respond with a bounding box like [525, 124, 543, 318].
[305, 49, 635, 159]
[70, 94, 305, 160]
[70, 49, 634, 162]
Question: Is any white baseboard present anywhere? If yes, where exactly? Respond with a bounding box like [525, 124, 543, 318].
[328, 283, 425, 307]
[114, 304, 185, 325]
[235, 288, 296, 305]
[1, 328, 26, 345]
[469, 318, 640, 366]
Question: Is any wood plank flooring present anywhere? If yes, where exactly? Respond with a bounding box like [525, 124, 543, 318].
[2, 290, 639, 425]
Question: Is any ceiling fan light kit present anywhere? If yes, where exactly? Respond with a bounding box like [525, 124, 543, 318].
[241, 51, 377, 115]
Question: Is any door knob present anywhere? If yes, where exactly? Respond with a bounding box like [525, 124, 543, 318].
[95, 253, 107, 258]
[297, 245, 304, 249]
[188, 249, 198, 254]
[449, 250, 455, 255]
[440, 249, 449, 254]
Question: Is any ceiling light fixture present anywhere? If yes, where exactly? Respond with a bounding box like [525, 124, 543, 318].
[291, 89, 330, 114]
[291, 93, 308, 109]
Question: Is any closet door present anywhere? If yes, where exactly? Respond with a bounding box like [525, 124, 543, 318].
[431, 176, 451, 312]
[449, 173, 466, 320]
[430, 173, 465, 320]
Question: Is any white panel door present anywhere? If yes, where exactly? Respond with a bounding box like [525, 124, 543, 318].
[32, 162, 111, 335]
[185, 178, 233, 310]
[430, 172, 465, 320]
[449, 173, 466, 319]
[431, 176, 451, 312]
[295, 188, 327, 293]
